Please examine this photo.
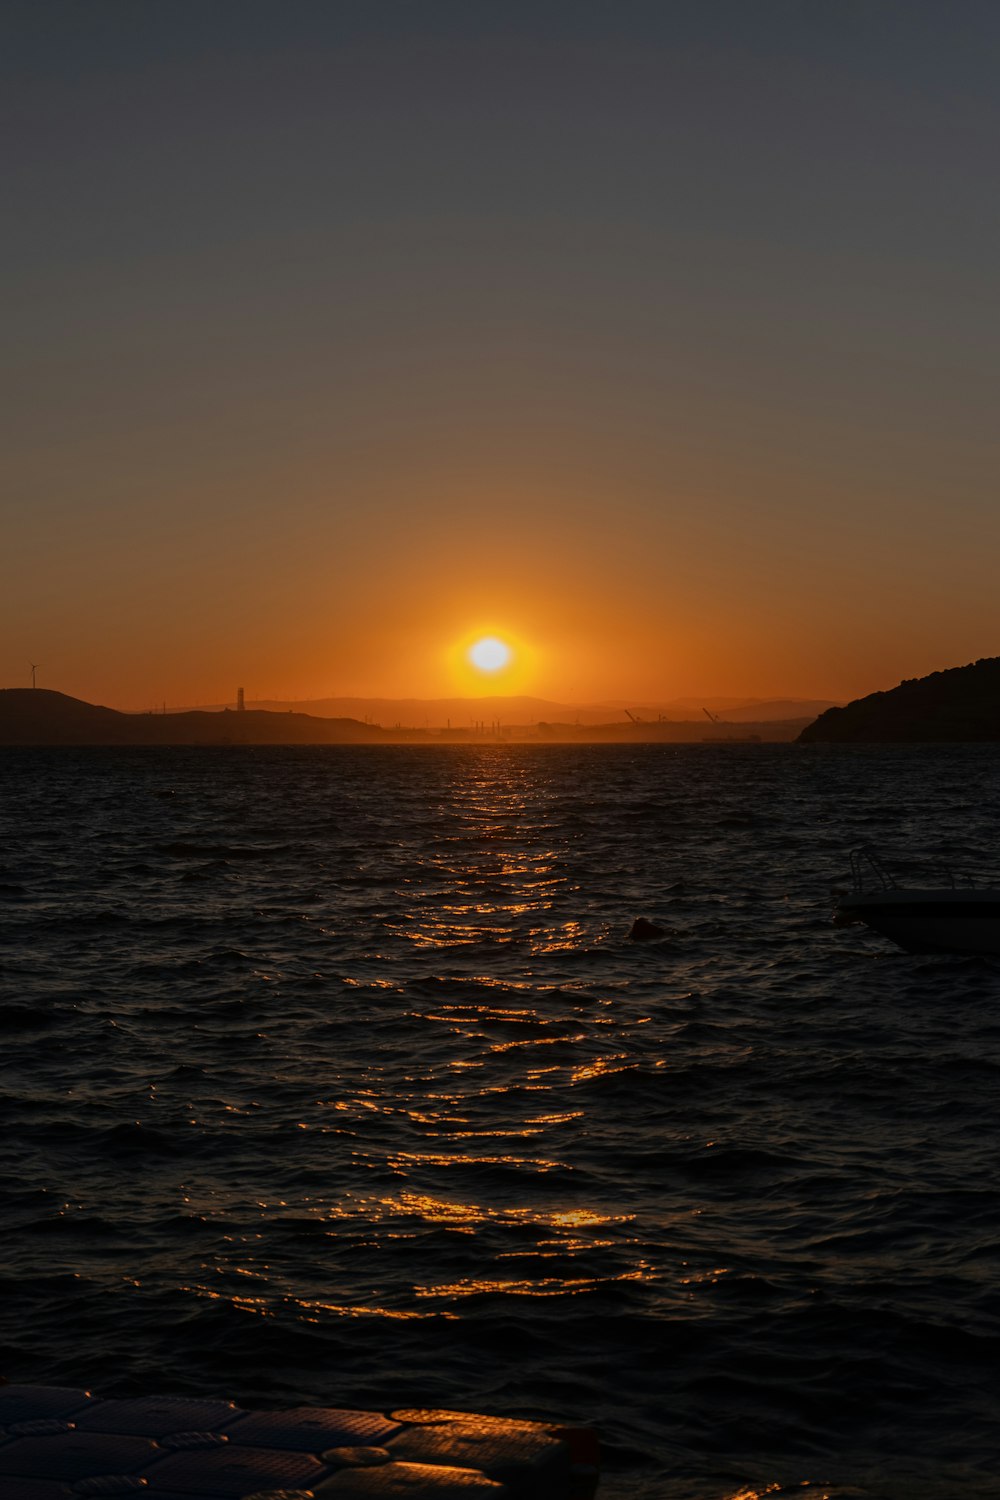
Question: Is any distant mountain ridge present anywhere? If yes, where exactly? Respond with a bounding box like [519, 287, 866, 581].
[177, 693, 839, 727]
[0, 689, 816, 745]
[799, 657, 1000, 742]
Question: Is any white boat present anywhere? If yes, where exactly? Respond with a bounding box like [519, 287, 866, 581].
[834, 848, 1000, 955]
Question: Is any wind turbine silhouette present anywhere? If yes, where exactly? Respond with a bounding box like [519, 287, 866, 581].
[30, 663, 39, 690]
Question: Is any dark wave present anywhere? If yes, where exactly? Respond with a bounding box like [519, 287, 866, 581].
[1, 744, 1000, 1498]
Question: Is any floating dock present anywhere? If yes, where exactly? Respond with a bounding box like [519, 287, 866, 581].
[0, 1386, 599, 1498]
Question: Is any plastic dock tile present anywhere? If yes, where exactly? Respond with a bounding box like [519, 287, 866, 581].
[224, 1407, 401, 1452]
[146, 1445, 328, 1494]
[157, 1432, 233, 1452]
[73, 1481, 151, 1497]
[0, 1482, 75, 1500]
[315, 1464, 507, 1498]
[0, 1431, 160, 1480]
[2, 1419, 75, 1438]
[0, 1386, 94, 1424]
[77, 1397, 246, 1437]
[0, 1386, 598, 1498]
[392, 1414, 546, 1433]
[384, 1418, 568, 1495]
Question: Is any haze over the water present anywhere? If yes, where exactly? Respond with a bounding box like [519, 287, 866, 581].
[5, 1, 999, 711]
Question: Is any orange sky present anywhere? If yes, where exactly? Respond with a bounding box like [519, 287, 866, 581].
[5, 6, 999, 711]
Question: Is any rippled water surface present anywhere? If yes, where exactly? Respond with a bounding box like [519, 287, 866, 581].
[2, 745, 999, 1499]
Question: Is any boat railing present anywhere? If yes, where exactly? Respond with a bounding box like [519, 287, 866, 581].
[848, 848, 899, 893]
[849, 847, 985, 894]
[936, 867, 981, 889]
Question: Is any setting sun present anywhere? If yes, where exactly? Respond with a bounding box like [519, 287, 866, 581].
[445, 626, 537, 696]
[468, 637, 512, 673]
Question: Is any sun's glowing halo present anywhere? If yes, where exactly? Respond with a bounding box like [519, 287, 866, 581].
[446, 626, 533, 692]
[468, 636, 512, 673]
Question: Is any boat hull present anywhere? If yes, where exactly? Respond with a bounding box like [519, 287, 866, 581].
[837, 893, 1000, 955]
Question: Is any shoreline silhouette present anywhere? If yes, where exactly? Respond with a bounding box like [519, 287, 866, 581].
[0, 689, 813, 745]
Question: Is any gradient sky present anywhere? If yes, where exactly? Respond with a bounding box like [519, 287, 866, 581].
[4, 1, 999, 709]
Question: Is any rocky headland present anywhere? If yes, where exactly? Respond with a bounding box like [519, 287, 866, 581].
[799, 657, 1000, 742]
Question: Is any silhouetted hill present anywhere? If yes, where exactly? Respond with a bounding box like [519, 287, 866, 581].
[0, 690, 375, 745]
[0, 690, 132, 743]
[799, 658, 1000, 742]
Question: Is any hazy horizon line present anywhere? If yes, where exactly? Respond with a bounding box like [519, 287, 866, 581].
[3, 683, 843, 725]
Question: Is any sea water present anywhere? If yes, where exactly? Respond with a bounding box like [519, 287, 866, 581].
[1, 744, 999, 1498]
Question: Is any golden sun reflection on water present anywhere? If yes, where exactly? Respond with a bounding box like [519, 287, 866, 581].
[387, 1149, 566, 1172]
[724, 1489, 780, 1500]
[374, 1190, 632, 1232]
[180, 1283, 456, 1322]
[723, 1487, 830, 1500]
[290, 1297, 451, 1323]
[568, 1054, 631, 1083]
[382, 755, 587, 954]
[254, 756, 654, 1320]
[414, 1266, 650, 1299]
